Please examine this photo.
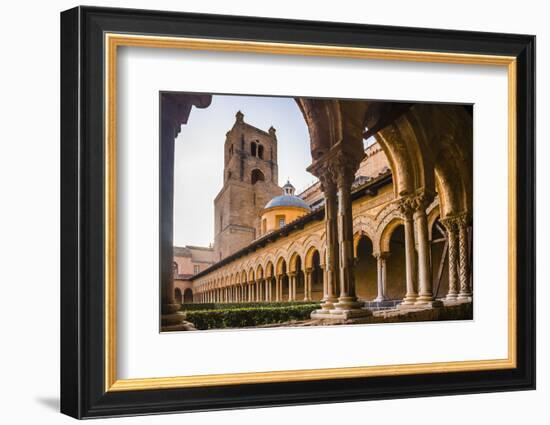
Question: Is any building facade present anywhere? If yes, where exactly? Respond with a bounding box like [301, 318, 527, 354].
[173, 245, 215, 303]
[188, 117, 472, 313]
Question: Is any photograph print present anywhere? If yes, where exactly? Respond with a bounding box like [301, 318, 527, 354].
[161, 93, 473, 332]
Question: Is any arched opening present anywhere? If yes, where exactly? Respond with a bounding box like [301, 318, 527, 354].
[431, 217, 449, 299]
[258, 144, 264, 159]
[250, 141, 257, 157]
[310, 250, 323, 301]
[174, 288, 182, 304]
[293, 255, 305, 300]
[386, 225, 408, 300]
[278, 260, 289, 301]
[183, 288, 193, 303]
[251, 168, 265, 185]
[354, 235, 377, 300]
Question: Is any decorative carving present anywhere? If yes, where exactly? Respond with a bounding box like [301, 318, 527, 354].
[440, 215, 460, 298]
[457, 213, 472, 297]
[397, 196, 416, 219]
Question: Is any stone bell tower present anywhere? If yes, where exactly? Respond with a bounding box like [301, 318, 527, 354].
[213, 111, 282, 261]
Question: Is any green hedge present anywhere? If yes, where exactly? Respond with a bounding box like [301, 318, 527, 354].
[184, 304, 320, 330]
[181, 301, 319, 312]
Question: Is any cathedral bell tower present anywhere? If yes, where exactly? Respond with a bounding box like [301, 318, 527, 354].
[213, 111, 282, 260]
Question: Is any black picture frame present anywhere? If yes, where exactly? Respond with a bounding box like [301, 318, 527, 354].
[60, 5, 535, 419]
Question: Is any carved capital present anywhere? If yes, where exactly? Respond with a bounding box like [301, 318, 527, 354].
[440, 215, 460, 234]
[398, 190, 435, 220]
[457, 211, 472, 228]
[373, 251, 391, 260]
[397, 197, 416, 220]
[332, 148, 360, 188]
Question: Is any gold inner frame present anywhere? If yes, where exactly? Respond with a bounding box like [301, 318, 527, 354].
[104, 33, 517, 392]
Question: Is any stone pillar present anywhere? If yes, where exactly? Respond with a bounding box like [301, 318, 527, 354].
[441, 216, 459, 300]
[257, 280, 263, 302]
[264, 279, 269, 302]
[398, 198, 418, 306]
[413, 194, 441, 306]
[457, 213, 473, 301]
[319, 174, 339, 310]
[304, 267, 313, 301]
[320, 264, 327, 301]
[373, 252, 389, 302]
[287, 272, 295, 301]
[334, 153, 362, 310]
[275, 275, 282, 301]
[159, 94, 211, 331]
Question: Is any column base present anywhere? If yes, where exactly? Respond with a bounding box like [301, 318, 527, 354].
[334, 296, 363, 310]
[414, 298, 444, 308]
[320, 296, 338, 310]
[373, 295, 388, 302]
[161, 311, 188, 331]
[311, 307, 372, 320]
[398, 295, 418, 309]
[457, 294, 473, 302]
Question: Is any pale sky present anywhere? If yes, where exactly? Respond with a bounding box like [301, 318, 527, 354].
[173, 94, 315, 247]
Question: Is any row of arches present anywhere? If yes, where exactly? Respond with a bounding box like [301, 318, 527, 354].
[191, 202, 471, 305]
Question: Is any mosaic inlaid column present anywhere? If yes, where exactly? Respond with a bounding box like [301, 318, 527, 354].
[457, 213, 473, 301]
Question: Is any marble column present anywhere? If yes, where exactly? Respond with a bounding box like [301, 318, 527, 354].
[373, 252, 389, 302]
[264, 279, 269, 302]
[288, 272, 296, 301]
[334, 155, 362, 310]
[257, 280, 263, 302]
[457, 214, 473, 300]
[275, 275, 282, 301]
[413, 194, 440, 306]
[319, 174, 339, 310]
[304, 267, 313, 301]
[399, 198, 418, 306]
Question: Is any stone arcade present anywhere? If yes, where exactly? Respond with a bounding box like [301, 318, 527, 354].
[161, 94, 473, 330]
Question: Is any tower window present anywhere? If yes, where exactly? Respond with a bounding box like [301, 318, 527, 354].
[251, 141, 257, 157]
[261, 218, 267, 235]
[251, 169, 265, 185]
[193, 265, 200, 275]
[258, 144, 264, 159]
[276, 215, 286, 229]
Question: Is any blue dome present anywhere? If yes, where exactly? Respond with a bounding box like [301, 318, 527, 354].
[264, 195, 311, 211]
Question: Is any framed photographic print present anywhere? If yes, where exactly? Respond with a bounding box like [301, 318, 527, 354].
[60, 6, 535, 419]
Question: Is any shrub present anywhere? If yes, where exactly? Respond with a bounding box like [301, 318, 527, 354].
[184, 304, 320, 330]
[181, 301, 318, 312]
